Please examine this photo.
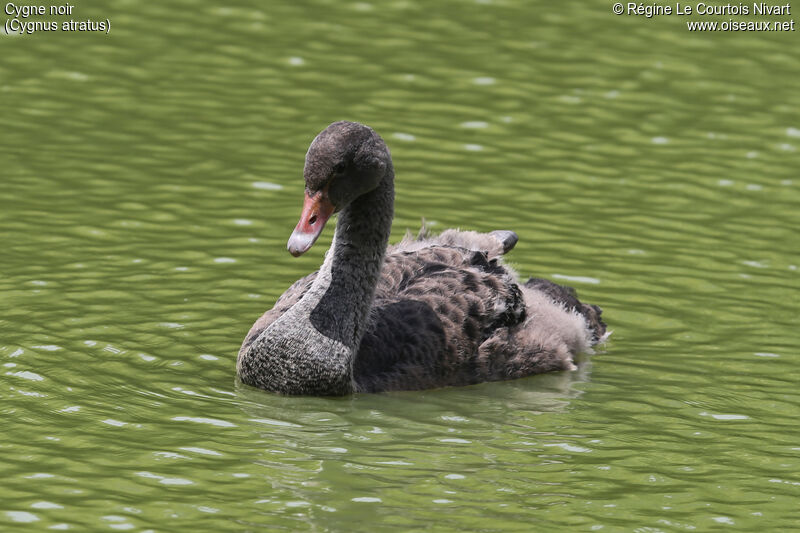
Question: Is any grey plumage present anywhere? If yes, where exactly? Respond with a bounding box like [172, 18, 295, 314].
[237, 121, 607, 395]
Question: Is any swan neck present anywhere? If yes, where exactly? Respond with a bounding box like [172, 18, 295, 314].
[309, 173, 394, 349]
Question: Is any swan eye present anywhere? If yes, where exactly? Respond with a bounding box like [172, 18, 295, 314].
[332, 162, 346, 175]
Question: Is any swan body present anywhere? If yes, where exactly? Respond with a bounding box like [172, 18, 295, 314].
[237, 121, 606, 395]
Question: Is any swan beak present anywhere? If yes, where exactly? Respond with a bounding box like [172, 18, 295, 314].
[287, 190, 335, 257]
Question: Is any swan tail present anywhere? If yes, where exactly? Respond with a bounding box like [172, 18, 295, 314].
[524, 278, 607, 344]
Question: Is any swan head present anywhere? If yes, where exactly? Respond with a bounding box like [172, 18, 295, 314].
[288, 121, 391, 257]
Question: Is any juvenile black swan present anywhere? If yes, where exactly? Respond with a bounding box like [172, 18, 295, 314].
[237, 121, 607, 395]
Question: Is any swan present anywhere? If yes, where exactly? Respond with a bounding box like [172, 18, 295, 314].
[237, 121, 607, 395]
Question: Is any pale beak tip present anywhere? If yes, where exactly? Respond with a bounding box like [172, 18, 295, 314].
[287, 229, 316, 257]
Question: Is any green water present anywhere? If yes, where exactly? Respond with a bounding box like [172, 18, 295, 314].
[2, 0, 799, 530]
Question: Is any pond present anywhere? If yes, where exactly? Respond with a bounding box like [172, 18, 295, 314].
[1, 0, 798, 530]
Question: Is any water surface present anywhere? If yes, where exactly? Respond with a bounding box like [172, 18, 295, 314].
[1, 0, 799, 531]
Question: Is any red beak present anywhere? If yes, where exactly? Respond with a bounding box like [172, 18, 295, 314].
[287, 189, 335, 257]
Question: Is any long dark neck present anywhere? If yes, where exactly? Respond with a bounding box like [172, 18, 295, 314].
[308, 171, 394, 349]
[237, 170, 394, 395]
